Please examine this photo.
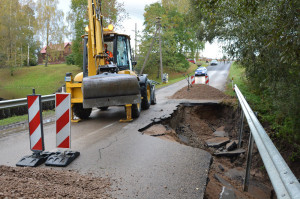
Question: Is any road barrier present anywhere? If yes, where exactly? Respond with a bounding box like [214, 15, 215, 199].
[16, 90, 54, 167]
[235, 85, 300, 198]
[0, 94, 55, 110]
[16, 91, 79, 167]
[191, 75, 195, 84]
[205, 75, 209, 85]
[193, 75, 209, 85]
[27, 95, 44, 151]
[55, 93, 71, 148]
[45, 93, 80, 167]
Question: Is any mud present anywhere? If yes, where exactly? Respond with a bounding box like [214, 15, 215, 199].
[0, 165, 112, 198]
[142, 102, 274, 199]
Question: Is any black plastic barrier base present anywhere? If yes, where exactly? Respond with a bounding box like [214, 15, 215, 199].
[16, 152, 54, 167]
[45, 151, 80, 167]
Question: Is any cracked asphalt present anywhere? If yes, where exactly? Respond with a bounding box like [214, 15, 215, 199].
[0, 62, 231, 198]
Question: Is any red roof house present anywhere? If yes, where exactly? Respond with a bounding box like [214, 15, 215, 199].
[38, 42, 72, 64]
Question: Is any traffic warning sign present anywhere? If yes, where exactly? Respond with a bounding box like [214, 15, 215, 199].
[16, 90, 53, 167]
[45, 93, 79, 167]
[27, 95, 44, 151]
[191, 75, 195, 84]
[55, 93, 71, 148]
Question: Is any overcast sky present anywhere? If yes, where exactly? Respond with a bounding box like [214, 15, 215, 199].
[57, 0, 223, 59]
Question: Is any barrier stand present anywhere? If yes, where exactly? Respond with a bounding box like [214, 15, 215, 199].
[191, 75, 195, 85]
[16, 89, 54, 167]
[45, 93, 80, 167]
[205, 75, 209, 85]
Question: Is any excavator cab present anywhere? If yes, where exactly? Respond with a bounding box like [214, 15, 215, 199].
[82, 33, 135, 76]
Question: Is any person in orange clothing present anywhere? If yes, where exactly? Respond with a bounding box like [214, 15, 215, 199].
[104, 43, 113, 64]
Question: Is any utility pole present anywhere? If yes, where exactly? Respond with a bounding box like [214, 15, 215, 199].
[139, 21, 160, 75]
[135, 23, 137, 59]
[27, 18, 30, 66]
[157, 17, 163, 83]
[139, 17, 163, 81]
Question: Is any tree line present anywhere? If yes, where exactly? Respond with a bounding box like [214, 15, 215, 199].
[0, 0, 66, 75]
[190, 0, 299, 148]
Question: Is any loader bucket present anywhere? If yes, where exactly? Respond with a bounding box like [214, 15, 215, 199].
[82, 73, 141, 108]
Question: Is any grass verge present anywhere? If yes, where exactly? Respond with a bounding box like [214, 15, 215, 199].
[0, 110, 55, 127]
[0, 64, 81, 99]
[226, 62, 300, 164]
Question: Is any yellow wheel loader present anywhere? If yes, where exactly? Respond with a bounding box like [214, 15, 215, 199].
[65, 0, 156, 122]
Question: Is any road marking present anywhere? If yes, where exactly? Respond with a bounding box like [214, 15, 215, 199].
[73, 121, 119, 144]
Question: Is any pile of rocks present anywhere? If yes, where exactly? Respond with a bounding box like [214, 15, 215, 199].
[205, 126, 246, 156]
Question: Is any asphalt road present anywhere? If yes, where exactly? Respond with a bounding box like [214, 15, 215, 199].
[0, 61, 231, 198]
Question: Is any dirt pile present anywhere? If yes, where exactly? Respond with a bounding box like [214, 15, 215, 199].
[0, 165, 112, 198]
[170, 84, 229, 100]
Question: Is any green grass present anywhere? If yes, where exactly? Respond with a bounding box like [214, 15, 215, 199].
[225, 62, 261, 109]
[0, 64, 81, 99]
[0, 110, 55, 126]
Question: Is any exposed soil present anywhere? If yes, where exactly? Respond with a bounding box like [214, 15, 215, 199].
[0, 165, 112, 198]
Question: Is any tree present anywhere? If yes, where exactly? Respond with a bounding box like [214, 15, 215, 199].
[36, 0, 65, 67]
[0, 0, 36, 75]
[137, 2, 204, 77]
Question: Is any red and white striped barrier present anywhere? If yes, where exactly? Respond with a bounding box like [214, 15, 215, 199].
[55, 93, 71, 148]
[27, 95, 44, 152]
[205, 75, 209, 85]
[45, 93, 80, 167]
[191, 75, 195, 85]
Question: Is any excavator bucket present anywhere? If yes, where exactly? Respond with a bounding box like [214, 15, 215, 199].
[82, 73, 141, 108]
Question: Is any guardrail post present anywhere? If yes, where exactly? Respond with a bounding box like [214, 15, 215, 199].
[238, 110, 245, 148]
[243, 112, 257, 192]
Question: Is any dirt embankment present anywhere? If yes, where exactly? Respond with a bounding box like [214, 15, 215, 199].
[0, 166, 112, 198]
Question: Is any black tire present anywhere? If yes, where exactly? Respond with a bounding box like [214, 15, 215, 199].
[150, 85, 156, 105]
[132, 103, 141, 118]
[73, 103, 92, 119]
[141, 81, 151, 110]
[98, 106, 109, 111]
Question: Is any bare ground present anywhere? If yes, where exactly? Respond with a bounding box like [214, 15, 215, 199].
[0, 165, 112, 198]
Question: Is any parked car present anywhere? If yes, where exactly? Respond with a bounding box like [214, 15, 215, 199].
[210, 59, 218, 65]
[195, 67, 207, 76]
[187, 58, 196, 64]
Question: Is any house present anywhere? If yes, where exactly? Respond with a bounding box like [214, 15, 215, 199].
[38, 42, 72, 64]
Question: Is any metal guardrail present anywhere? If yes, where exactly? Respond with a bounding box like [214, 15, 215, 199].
[235, 85, 300, 199]
[0, 94, 55, 110]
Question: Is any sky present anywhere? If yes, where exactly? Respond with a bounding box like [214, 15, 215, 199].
[57, 0, 223, 59]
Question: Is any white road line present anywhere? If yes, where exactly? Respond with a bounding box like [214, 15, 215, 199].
[72, 121, 119, 144]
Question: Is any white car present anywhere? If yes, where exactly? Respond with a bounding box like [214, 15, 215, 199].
[210, 60, 218, 65]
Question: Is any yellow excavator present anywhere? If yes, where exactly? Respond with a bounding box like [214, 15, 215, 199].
[65, 0, 156, 122]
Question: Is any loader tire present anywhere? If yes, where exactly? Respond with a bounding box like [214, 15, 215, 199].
[150, 85, 156, 105]
[141, 81, 151, 110]
[132, 103, 141, 118]
[98, 106, 109, 111]
[73, 103, 92, 119]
